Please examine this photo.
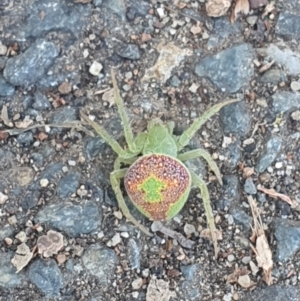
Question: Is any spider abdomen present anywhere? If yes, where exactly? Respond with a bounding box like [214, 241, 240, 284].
[124, 154, 192, 220]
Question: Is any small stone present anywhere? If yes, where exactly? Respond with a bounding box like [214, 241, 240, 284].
[131, 277, 143, 290]
[0, 44, 7, 56]
[58, 82, 72, 94]
[244, 178, 257, 195]
[120, 232, 129, 238]
[132, 291, 139, 299]
[142, 268, 150, 278]
[68, 160, 76, 166]
[291, 81, 300, 91]
[40, 178, 49, 187]
[256, 98, 268, 107]
[227, 254, 235, 262]
[189, 83, 199, 93]
[246, 16, 258, 26]
[114, 211, 123, 219]
[0, 191, 8, 204]
[56, 254, 67, 265]
[125, 71, 133, 79]
[242, 256, 251, 265]
[157, 7, 166, 18]
[123, 84, 131, 91]
[83, 49, 89, 58]
[4, 237, 13, 245]
[8, 215, 17, 225]
[275, 162, 283, 169]
[184, 223, 196, 236]
[227, 215, 234, 225]
[89, 61, 103, 76]
[291, 110, 300, 121]
[15, 231, 27, 243]
[111, 233, 122, 246]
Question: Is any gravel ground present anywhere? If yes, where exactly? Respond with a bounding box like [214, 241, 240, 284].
[1, 0, 300, 300]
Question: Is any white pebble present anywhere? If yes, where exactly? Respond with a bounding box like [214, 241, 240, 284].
[40, 178, 49, 187]
[110, 233, 122, 247]
[0, 44, 7, 56]
[120, 232, 129, 238]
[291, 81, 300, 91]
[227, 254, 235, 262]
[68, 160, 76, 166]
[275, 162, 283, 169]
[89, 61, 103, 76]
[131, 277, 143, 290]
[0, 192, 8, 204]
[184, 223, 196, 236]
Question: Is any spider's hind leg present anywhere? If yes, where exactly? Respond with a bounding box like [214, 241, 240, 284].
[190, 171, 219, 259]
[178, 149, 223, 185]
[110, 168, 153, 236]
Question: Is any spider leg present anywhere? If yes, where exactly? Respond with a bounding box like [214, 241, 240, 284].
[111, 69, 136, 152]
[110, 168, 153, 236]
[80, 110, 125, 156]
[113, 156, 138, 170]
[190, 170, 219, 259]
[176, 99, 240, 151]
[178, 149, 223, 185]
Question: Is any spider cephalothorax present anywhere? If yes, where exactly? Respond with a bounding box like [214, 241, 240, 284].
[81, 69, 239, 257]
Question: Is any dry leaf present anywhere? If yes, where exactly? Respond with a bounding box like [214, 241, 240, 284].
[227, 266, 250, 284]
[146, 278, 176, 301]
[248, 196, 273, 286]
[11, 243, 33, 273]
[102, 88, 115, 108]
[257, 185, 299, 208]
[259, 60, 275, 73]
[262, 1, 275, 18]
[231, 0, 250, 23]
[206, 0, 232, 17]
[249, 0, 268, 9]
[151, 221, 195, 249]
[200, 228, 223, 241]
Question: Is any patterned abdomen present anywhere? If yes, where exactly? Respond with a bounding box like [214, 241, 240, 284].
[124, 154, 191, 220]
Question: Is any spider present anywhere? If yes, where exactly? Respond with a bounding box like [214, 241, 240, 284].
[81, 69, 238, 257]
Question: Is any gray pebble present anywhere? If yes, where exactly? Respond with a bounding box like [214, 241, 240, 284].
[116, 43, 140, 60]
[33, 91, 51, 110]
[57, 172, 81, 198]
[3, 39, 59, 86]
[0, 75, 15, 96]
[244, 178, 257, 195]
[195, 44, 254, 93]
[35, 201, 102, 237]
[255, 136, 282, 173]
[273, 218, 300, 262]
[82, 244, 119, 285]
[28, 259, 63, 297]
[219, 101, 252, 137]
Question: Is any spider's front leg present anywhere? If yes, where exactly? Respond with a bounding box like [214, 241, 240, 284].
[110, 168, 153, 236]
[178, 149, 223, 185]
[176, 99, 240, 151]
[190, 171, 219, 259]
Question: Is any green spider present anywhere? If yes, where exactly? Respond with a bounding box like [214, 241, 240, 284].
[81, 69, 238, 257]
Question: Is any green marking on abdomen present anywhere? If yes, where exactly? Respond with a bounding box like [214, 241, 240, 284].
[137, 175, 166, 203]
